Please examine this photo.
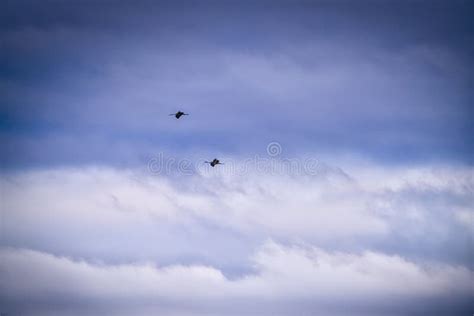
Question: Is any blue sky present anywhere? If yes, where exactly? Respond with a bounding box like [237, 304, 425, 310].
[1, 1, 473, 315]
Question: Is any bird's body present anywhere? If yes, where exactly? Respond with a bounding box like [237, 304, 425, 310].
[169, 111, 189, 119]
[205, 158, 223, 167]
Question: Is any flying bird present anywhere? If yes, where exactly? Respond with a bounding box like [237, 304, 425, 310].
[205, 158, 223, 167]
[169, 111, 189, 119]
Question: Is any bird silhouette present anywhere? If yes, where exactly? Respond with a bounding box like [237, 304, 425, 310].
[205, 158, 223, 167]
[169, 111, 189, 119]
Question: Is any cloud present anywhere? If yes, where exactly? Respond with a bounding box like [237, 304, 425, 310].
[0, 241, 471, 316]
[0, 157, 472, 315]
[1, 1, 472, 167]
[1, 2, 473, 314]
[1, 163, 472, 268]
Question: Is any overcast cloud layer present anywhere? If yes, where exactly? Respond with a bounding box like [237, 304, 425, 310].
[1, 0, 473, 166]
[1, 1, 473, 315]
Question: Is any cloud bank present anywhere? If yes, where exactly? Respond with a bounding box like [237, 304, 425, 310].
[1, 241, 471, 316]
[1, 163, 472, 315]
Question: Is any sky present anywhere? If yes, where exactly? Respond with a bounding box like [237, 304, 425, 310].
[0, 0, 473, 315]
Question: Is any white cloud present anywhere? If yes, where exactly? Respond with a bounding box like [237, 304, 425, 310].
[1, 163, 472, 314]
[0, 164, 385, 262]
[1, 163, 472, 263]
[0, 241, 471, 316]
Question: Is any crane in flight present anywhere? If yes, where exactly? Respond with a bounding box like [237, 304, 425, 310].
[169, 111, 189, 119]
[205, 158, 223, 167]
